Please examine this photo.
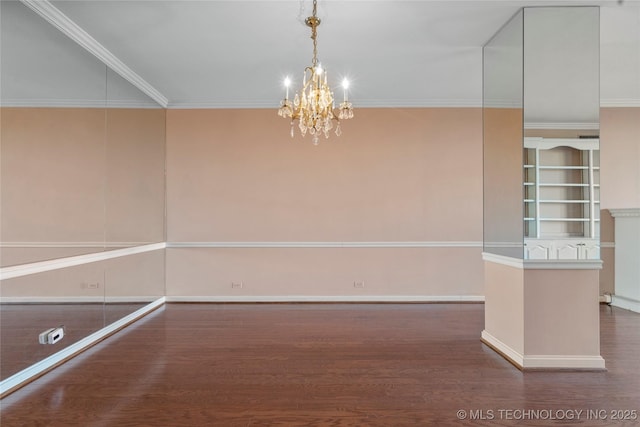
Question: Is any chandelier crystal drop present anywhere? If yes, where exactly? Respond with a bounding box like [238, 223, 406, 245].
[277, 0, 353, 145]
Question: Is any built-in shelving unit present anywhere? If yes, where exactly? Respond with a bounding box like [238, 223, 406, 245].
[523, 137, 600, 260]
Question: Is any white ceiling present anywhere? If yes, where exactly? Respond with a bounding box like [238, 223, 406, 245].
[2, 0, 640, 109]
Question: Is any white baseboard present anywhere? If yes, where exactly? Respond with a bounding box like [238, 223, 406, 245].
[481, 330, 524, 368]
[0, 297, 165, 398]
[523, 355, 605, 370]
[599, 294, 613, 304]
[165, 295, 485, 303]
[611, 295, 640, 314]
[481, 330, 606, 370]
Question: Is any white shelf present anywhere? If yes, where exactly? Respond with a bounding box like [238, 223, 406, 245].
[523, 138, 599, 241]
[539, 183, 588, 187]
[539, 166, 588, 170]
[540, 218, 590, 222]
[538, 200, 589, 203]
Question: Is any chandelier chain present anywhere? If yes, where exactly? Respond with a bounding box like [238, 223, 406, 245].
[310, 0, 319, 67]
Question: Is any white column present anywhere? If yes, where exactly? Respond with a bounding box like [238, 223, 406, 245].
[609, 208, 640, 313]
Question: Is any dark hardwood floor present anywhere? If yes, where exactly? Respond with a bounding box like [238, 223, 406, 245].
[1, 303, 639, 426]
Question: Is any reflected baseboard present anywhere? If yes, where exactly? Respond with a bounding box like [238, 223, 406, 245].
[0, 296, 163, 304]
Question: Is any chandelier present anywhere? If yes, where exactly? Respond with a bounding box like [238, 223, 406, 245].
[277, 0, 354, 145]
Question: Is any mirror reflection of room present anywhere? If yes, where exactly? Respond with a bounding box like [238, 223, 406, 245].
[522, 7, 600, 260]
[0, 0, 166, 383]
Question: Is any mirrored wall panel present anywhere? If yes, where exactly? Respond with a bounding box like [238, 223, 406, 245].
[104, 68, 166, 319]
[483, 10, 524, 258]
[1, 1, 166, 384]
[483, 7, 600, 260]
[0, 0, 108, 266]
[0, 262, 106, 379]
[523, 7, 600, 261]
[0, 0, 109, 381]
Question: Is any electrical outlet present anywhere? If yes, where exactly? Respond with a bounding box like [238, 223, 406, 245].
[354, 281, 365, 288]
[231, 281, 243, 289]
[81, 283, 100, 290]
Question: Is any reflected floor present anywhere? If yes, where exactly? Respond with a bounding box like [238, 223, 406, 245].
[0, 303, 145, 379]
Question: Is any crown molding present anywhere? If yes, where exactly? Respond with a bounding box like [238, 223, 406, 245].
[66, 97, 640, 110]
[483, 99, 522, 108]
[600, 98, 640, 108]
[1, 99, 106, 108]
[19, 0, 169, 108]
[168, 100, 278, 109]
[168, 99, 484, 109]
[1, 99, 163, 109]
[355, 99, 483, 108]
[524, 122, 600, 130]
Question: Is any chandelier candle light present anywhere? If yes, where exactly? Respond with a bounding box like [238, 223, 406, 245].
[277, 0, 354, 145]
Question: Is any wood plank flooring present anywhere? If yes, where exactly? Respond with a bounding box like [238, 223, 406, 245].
[1, 303, 639, 426]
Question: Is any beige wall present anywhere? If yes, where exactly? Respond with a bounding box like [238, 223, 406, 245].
[0, 107, 166, 300]
[166, 247, 483, 298]
[483, 108, 524, 257]
[600, 108, 640, 210]
[524, 269, 600, 356]
[1, 251, 164, 301]
[1, 108, 106, 247]
[484, 260, 525, 354]
[0, 107, 166, 267]
[599, 107, 640, 294]
[484, 261, 602, 368]
[166, 108, 484, 297]
[105, 108, 166, 245]
[4, 106, 635, 300]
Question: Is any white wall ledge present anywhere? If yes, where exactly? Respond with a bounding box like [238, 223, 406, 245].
[165, 295, 485, 303]
[482, 252, 603, 270]
[0, 243, 166, 280]
[609, 208, 640, 218]
[167, 241, 483, 248]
